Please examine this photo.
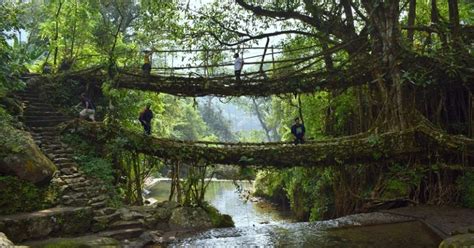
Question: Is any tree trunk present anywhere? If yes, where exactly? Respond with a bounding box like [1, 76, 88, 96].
[448, 0, 461, 45]
[361, 0, 410, 130]
[252, 98, 273, 141]
[407, 0, 416, 46]
[431, 0, 448, 48]
[53, 1, 64, 68]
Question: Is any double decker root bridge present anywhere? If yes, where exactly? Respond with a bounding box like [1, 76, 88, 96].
[47, 41, 473, 97]
[65, 120, 473, 168]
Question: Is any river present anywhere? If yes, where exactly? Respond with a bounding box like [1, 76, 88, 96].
[146, 179, 441, 247]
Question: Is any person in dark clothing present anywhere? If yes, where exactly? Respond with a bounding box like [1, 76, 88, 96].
[291, 117, 305, 144]
[139, 103, 153, 135]
[42, 62, 52, 74]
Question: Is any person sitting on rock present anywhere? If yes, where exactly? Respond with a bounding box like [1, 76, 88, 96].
[142, 50, 153, 76]
[78, 93, 95, 122]
[291, 117, 305, 145]
[139, 103, 153, 135]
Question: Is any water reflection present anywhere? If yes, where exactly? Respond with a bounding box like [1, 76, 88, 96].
[170, 221, 440, 247]
[146, 179, 295, 226]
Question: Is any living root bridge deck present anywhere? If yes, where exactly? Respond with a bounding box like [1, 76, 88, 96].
[64, 120, 474, 168]
[113, 69, 370, 97]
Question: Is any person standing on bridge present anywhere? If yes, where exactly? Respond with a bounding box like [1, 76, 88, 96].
[291, 117, 305, 145]
[139, 103, 154, 135]
[234, 53, 244, 81]
[142, 50, 153, 76]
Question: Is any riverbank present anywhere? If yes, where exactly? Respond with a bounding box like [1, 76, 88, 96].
[1, 205, 473, 247]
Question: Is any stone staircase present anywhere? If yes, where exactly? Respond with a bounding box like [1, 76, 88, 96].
[15, 85, 146, 241]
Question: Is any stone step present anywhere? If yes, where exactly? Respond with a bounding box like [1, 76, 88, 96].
[15, 92, 37, 98]
[88, 195, 109, 204]
[46, 153, 74, 160]
[43, 148, 74, 154]
[73, 185, 107, 194]
[62, 192, 86, 200]
[96, 228, 144, 241]
[25, 106, 57, 112]
[60, 172, 83, 179]
[25, 120, 66, 127]
[60, 167, 79, 175]
[53, 158, 74, 164]
[24, 114, 66, 121]
[30, 126, 59, 132]
[93, 212, 121, 225]
[31, 134, 60, 141]
[18, 95, 40, 100]
[25, 111, 64, 117]
[90, 200, 107, 209]
[23, 101, 54, 108]
[63, 177, 86, 184]
[94, 207, 117, 216]
[26, 117, 69, 124]
[42, 143, 66, 149]
[55, 163, 78, 169]
[62, 198, 88, 206]
[109, 220, 144, 231]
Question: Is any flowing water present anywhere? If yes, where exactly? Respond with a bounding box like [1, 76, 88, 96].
[146, 179, 295, 226]
[147, 179, 441, 247]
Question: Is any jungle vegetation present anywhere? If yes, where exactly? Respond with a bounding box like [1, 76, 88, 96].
[0, 0, 473, 220]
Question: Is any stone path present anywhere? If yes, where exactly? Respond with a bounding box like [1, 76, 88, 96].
[382, 206, 474, 239]
[14, 84, 146, 241]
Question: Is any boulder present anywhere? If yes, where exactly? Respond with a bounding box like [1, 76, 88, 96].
[0, 207, 93, 243]
[153, 201, 180, 222]
[439, 234, 474, 248]
[168, 207, 213, 230]
[0, 232, 14, 247]
[0, 127, 56, 184]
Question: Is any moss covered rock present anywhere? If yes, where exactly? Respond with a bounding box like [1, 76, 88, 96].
[0, 124, 56, 184]
[169, 207, 213, 230]
[439, 234, 474, 248]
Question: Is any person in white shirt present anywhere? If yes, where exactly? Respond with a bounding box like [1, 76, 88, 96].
[234, 53, 244, 81]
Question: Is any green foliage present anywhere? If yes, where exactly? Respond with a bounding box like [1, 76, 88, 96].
[383, 164, 425, 199]
[0, 108, 30, 158]
[0, 4, 25, 96]
[457, 172, 474, 208]
[74, 155, 115, 185]
[253, 170, 286, 201]
[0, 176, 57, 215]
[253, 168, 334, 221]
[199, 98, 236, 142]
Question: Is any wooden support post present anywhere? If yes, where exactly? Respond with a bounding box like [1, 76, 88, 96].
[205, 50, 209, 77]
[171, 51, 174, 77]
[271, 46, 275, 77]
[260, 38, 270, 74]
